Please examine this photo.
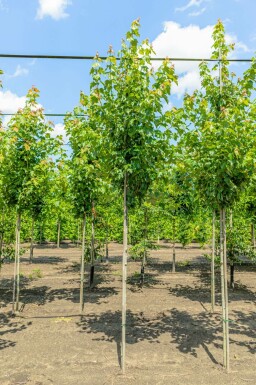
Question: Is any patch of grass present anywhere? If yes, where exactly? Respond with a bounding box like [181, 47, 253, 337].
[29, 268, 43, 279]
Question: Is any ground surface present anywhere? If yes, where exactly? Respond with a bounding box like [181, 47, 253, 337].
[0, 241, 255, 385]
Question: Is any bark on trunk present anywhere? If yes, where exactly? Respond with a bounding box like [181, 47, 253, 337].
[90, 202, 95, 287]
[172, 217, 176, 273]
[106, 224, 109, 263]
[220, 208, 230, 372]
[77, 221, 80, 247]
[80, 212, 86, 313]
[251, 223, 255, 249]
[121, 172, 128, 373]
[57, 220, 61, 248]
[0, 231, 3, 260]
[12, 213, 21, 313]
[211, 211, 215, 313]
[29, 218, 34, 263]
[230, 263, 235, 290]
[140, 207, 148, 286]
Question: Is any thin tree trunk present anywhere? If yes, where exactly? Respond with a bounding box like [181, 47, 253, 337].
[230, 264, 235, 290]
[77, 221, 80, 247]
[140, 207, 148, 286]
[14, 213, 21, 312]
[0, 207, 4, 259]
[30, 217, 34, 263]
[172, 217, 176, 273]
[90, 202, 95, 287]
[229, 209, 234, 290]
[251, 223, 255, 249]
[57, 220, 61, 248]
[121, 172, 128, 373]
[220, 208, 230, 371]
[0, 232, 3, 260]
[211, 210, 215, 313]
[12, 215, 19, 314]
[39, 223, 43, 244]
[106, 223, 109, 263]
[80, 212, 86, 313]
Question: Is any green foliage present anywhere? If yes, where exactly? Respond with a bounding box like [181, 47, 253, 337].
[129, 239, 159, 261]
[29, 268, 43, 279]
[181, 20, 256, 209]
[90, 19, 178, 206]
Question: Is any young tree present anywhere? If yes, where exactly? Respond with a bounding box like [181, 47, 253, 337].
[65, 94, 106, 312]
[91, 19, 177, 372]
[182, 20, 256, 371]
[2, 86, 60, 312]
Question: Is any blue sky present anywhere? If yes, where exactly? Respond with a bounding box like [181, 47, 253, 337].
[0, 0, 255, 139]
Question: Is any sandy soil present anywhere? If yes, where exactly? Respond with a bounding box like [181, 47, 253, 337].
[0, 241, 255, 385]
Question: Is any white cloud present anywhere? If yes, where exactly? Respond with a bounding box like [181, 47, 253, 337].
[189, 7, 206, 16]
[52, 122, 68, 142]
[172, 70, 201, 98]
[152, 21, 213, 74]
[8, 65, 29, 78]
[152, 21, 250, 97]
[36, 0, 72, 20]
[0, 90, 26, 114]
[176, 0, 206, 12]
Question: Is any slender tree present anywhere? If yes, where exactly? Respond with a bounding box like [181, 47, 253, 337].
[91, 19, 177, 372]
[182, 20, 256, 371]
[2, 86, 60, 312]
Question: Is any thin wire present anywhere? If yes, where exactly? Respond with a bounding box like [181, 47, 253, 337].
[1, 113, 87, 117]
[0, 54, 253, 62]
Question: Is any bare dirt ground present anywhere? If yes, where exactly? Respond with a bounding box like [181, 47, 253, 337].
[0, 241, 255, 385]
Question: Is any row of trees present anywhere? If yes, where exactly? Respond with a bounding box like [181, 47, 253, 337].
[0, 19, 255, 373]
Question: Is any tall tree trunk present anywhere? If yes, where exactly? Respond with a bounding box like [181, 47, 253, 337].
[105, 223, 109, 263]
[121, 172, 128, 373]
[39, 222, 43, 245]
[211, 210, 215, 312]
[140, 207, 148, 286]
[251, 223, 255, 249]
[220, 208, 230, 371]
[0, 207, 4, 260]
[89, 202, 95, 287]
[57, 220, 61, 248]
[0, 231, 3, 261]
[30, 217, 34, 263]
[12, 215, 18, 314]
[13, 213, 21, 313]
[77, 220, 80, 247]
[172, 217, 176, 273]
[80, 212, 86, 313]
[229, 209, 234, 290]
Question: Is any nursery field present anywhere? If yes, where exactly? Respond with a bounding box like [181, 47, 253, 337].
[0, 242, 255, 385]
